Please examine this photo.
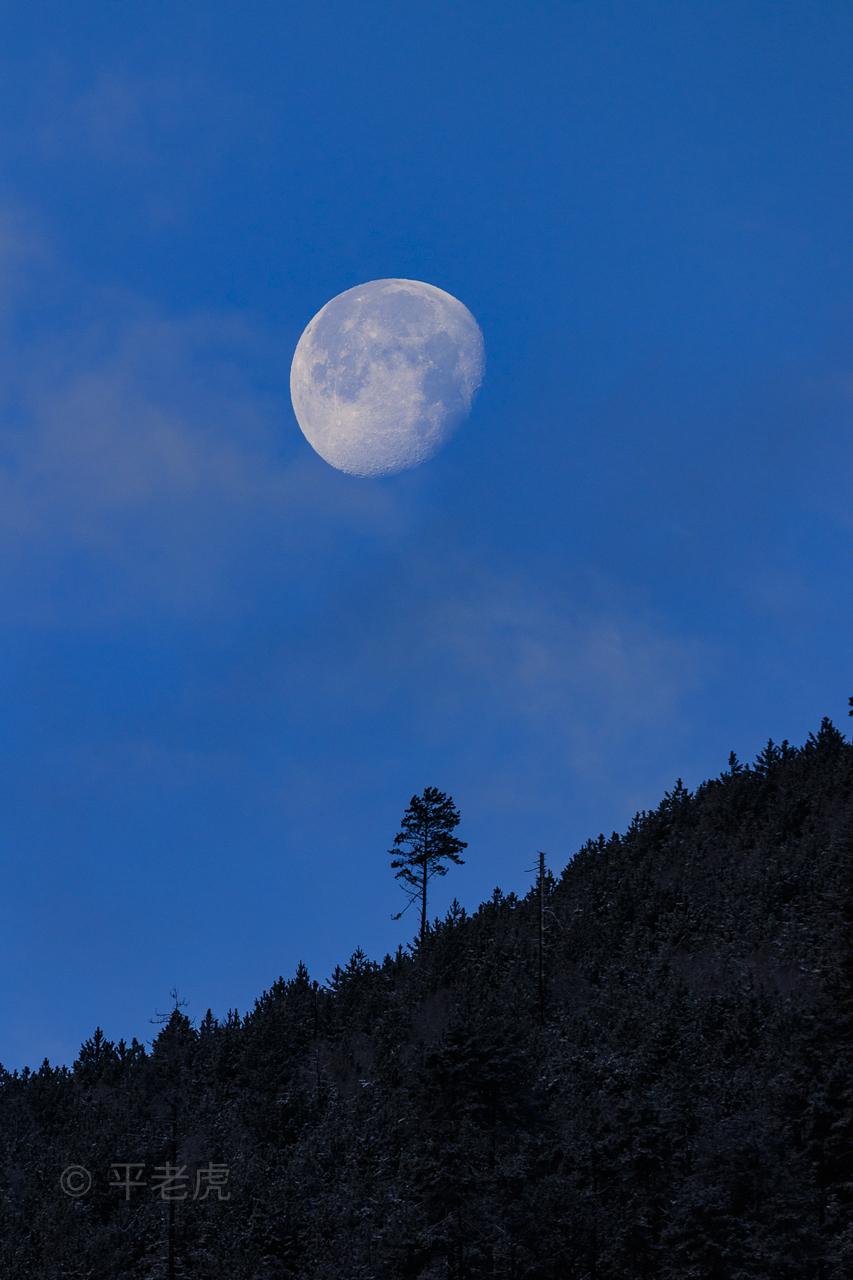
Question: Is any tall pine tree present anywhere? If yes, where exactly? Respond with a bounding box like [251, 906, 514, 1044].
[390, 786, 467, 942]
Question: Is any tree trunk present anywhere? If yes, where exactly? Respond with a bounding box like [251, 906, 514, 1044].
[538, 851, 545, 1023]
[420, 855, 428, 942]
[167, 1103, 177, 1280]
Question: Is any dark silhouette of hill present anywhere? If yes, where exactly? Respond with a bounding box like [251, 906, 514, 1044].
[1, 719, 850, 1278]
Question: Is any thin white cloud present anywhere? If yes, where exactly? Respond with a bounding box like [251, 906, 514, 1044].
[9, 65, 251, 229]
[0, 206, 50, 319]
[0, 217, 408, 623]
[414, 562, 704, 786]
[38, 67, 243, 160]
[253, 545, 707, 819]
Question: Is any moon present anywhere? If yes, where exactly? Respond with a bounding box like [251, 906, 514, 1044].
[290, 278, 485, 477]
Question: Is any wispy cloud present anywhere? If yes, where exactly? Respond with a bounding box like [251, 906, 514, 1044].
[27, 68, 246, 228]
[0, 214, 406, 623]
[0, 205, 50, 318]
[36, 70, 185, 164]
[410, 560, 704, 793]
[250, 543, 707, 832]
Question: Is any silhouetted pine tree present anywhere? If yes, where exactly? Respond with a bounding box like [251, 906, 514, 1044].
[390, 787, 467, 943]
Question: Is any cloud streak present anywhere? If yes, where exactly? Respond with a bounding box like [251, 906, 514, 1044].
[0, 219, 409, 623]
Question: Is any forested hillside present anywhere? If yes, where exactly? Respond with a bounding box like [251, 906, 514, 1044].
[1, 720, 851, 1279]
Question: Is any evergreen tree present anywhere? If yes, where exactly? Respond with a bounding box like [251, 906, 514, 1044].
[390, 786, 467, 942]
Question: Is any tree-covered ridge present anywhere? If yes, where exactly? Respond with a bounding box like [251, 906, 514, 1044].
[1, 719, 851, 1278]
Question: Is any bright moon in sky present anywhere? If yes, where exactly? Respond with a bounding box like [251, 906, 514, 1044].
[290, 278, 485, 477]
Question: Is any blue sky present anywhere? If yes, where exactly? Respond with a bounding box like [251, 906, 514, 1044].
[0, 1, 850, 1068]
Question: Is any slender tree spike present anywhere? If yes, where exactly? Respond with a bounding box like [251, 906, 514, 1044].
[389, 786, 467, 943]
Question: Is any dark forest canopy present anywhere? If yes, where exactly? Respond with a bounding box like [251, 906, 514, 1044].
[1, 718, 851, 1278]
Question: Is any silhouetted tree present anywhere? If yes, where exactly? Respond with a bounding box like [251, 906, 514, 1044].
[390, 786, 467, 942]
